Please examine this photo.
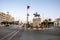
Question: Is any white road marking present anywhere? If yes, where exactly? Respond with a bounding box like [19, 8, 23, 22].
[8, 31, 19, 40]
[0, 31, 16, 40]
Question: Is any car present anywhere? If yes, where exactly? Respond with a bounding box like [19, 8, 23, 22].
[5, 24, 9, 27]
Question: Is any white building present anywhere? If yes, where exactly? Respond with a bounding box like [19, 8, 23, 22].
[0, 11, 14, 24]
[54, 18, 60, 27]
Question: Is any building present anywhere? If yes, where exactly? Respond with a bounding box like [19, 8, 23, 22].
[0, 11, 14, 24]
[14, 21, 19, 25]
[54, 18, 60, 27]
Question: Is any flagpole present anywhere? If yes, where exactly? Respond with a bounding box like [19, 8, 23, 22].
[27, 8, 28, 24]
[25, 9, 28, 30]
[25, 8, 28, 30]
[26, 6, 29, 30]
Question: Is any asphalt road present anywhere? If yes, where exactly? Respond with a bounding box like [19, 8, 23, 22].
[0, 25, 23, 40]
[0, 25, 60, 40]
[20, 29, 60, 40]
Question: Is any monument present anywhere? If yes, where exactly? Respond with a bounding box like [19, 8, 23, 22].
[33, 12, 41, 27]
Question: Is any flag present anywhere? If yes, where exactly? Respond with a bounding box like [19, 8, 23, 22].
[27, 6, 30, 9]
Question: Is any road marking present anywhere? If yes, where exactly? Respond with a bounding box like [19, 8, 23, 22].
[0, 31, 16, 40]
[8, 31, 19, 40]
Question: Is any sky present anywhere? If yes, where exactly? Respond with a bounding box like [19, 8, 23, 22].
[0, 0, 60, 23]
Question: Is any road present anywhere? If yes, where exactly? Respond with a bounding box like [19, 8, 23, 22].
[0, 25, 24, 40]
[0, 25, 60, 40]
[20, 28, 60, 40]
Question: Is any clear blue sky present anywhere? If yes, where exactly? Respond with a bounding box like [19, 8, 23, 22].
[0, 0, 60, 22]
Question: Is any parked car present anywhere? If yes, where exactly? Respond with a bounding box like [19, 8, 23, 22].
[5, 24, 9, 27]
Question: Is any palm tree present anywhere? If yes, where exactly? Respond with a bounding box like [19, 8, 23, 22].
[44, 19, 48, 28]
[48, 18, 51, 22]
[48, 18, 54, 27]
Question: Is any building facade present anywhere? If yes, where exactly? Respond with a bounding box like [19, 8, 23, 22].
[54, 18, 60, 27]
[0, 11, 14, 24]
